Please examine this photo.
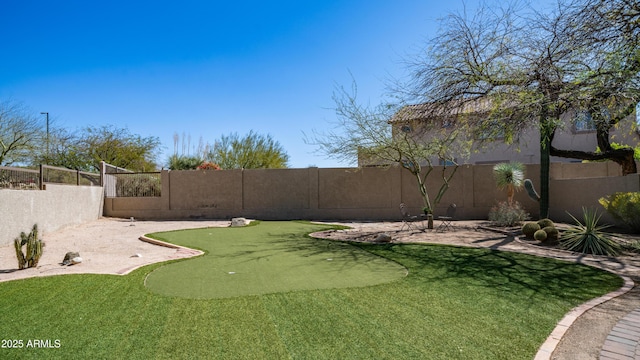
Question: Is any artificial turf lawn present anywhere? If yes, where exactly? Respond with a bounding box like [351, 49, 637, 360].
[144, 221, 407, 299]
[0, 221, 623, 359]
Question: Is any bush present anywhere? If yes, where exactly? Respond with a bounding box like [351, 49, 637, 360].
[488, 201, 529, 227]
[560, 207, 620, 256]
[599, 192, 640, 233]
[197, 162, 221, 170]
[168, 155, 203, 170]
[534, 229, 548, 241]
[522, 222, 540, 238]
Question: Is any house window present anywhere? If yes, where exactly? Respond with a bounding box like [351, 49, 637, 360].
[574, 110, 596, 132]
[400, 124, 412, 133]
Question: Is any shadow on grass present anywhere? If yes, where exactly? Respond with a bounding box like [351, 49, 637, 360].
[355, 242, 622, 303]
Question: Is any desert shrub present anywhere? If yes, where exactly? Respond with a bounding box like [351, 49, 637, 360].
[488, 201, 529, 227]
[537, 218, 554, 228]
[560, 207, 620, 256]
[599, 192, 640, 233]
[197, 162, 221, 170]
[534, 229, 548, 241]
[522, 222, 540, 238]
[168, 155, 203, 170]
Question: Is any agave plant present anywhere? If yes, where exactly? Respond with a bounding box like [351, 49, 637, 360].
[493, 162, 525, 205]
[560, 207, 620, 256]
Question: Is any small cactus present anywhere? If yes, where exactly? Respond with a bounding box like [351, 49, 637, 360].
[522, 222, 541, 238]
[542, 226, 559, 241]
[14, 225, 43, 270]
[534, 229, 548, 241]
[524, 179, 540, 202]
[537, 218, 554, 228]
[13, 236, 27, 270]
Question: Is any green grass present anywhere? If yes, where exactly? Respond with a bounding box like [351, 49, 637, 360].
[0, 221, 622, 359]
[144, 221, 407, 299]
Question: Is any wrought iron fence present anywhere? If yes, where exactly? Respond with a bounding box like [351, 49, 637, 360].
[1, 162, 164, 196]
[0, 165, 100, 190]
[0, 166, 40, 190]
[106, 172, 161, 198]
[101, 162, 161, 197]
[41, 165, 100, 186]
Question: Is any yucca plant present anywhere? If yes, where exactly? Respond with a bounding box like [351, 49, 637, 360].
[560, 207, 620, 256]
[493, 162, 525, 205]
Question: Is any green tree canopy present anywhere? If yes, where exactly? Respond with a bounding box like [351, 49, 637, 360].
[42, 125, 161, 172]
[206, 131, 289, 169]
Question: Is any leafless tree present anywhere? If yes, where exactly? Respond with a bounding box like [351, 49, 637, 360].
[0, 100, 44, 166]
[306, 82, 470, 218]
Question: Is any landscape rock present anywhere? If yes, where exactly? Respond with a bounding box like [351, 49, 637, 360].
[231, 218, 251, 227]
[375, 233, 393, 243]
[62, 252, 80, 266]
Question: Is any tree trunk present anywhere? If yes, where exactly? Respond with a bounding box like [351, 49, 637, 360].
[539, 111, 553, 220]
[540, 135, 550, 219]
[507, 185, 515, 205]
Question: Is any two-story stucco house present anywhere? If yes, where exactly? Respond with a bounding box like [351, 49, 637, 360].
[379, 102, 640, 169]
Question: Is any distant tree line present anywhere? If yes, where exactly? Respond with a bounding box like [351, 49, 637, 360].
[167, 130, 289, 170]
[0, 99, 289, 172]
[0, 100, 161, 172]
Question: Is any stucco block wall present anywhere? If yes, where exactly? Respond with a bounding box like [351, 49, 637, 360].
[168, 169, 242, 211]
[319, 167, 396, 209]
[550, 173, 640, 223]
[0, 184, 104, 246]
[244, 169, 311, 209]
[103, 162, 640, 227]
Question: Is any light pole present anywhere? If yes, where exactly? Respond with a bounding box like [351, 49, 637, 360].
[40, 112, 49, 158]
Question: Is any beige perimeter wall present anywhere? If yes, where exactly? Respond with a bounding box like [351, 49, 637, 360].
[104, 162, 640, 226]
[0, 184, 104, 246]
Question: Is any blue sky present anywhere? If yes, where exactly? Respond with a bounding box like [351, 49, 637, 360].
[2, 0, 501, 168]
